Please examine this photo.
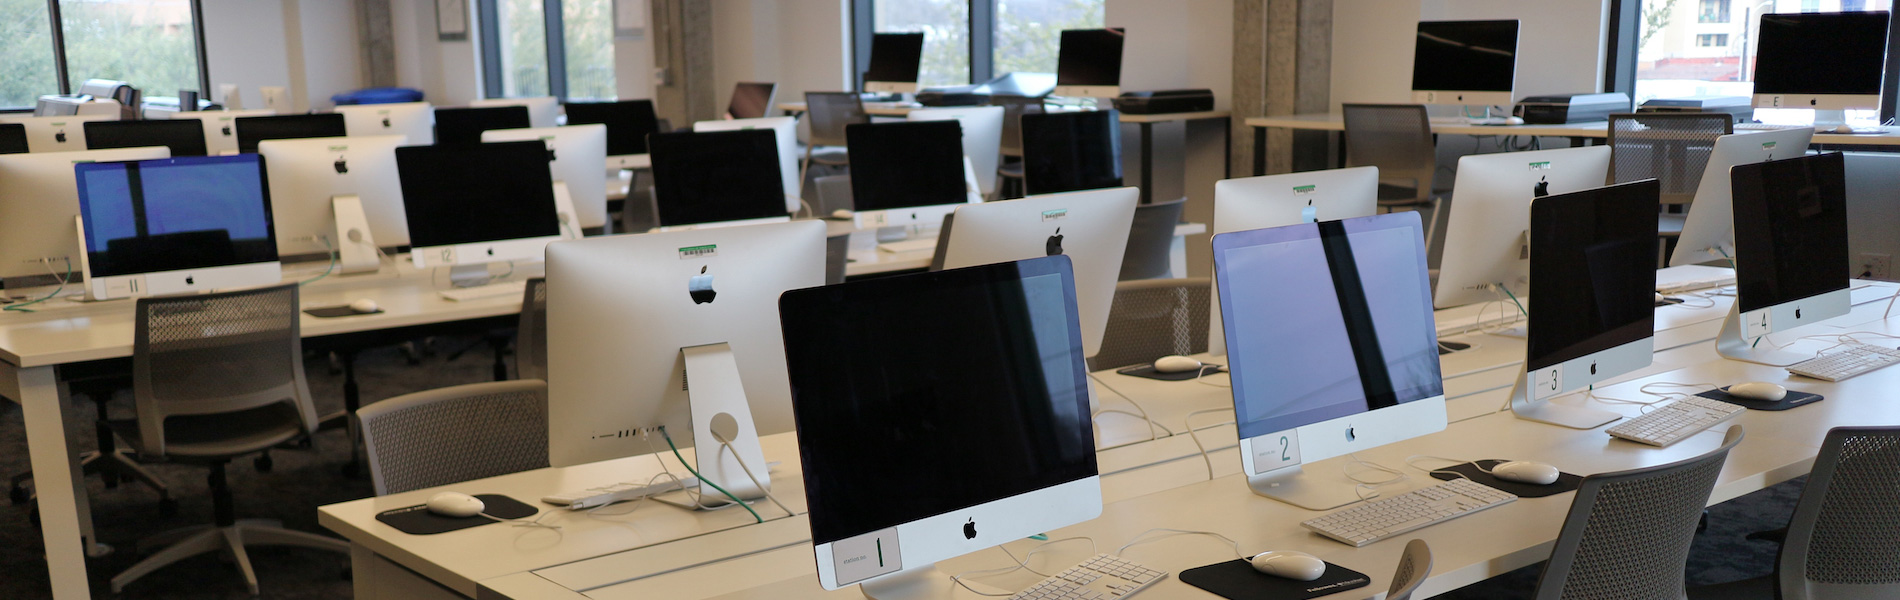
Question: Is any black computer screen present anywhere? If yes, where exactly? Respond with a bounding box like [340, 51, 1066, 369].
[1732, 152, 1850, 313]
[1411, 20, 1519, 93]
[1056, 28, 1126, 87]
[234, 113, 347, 153]
[432, 106, 532, 147]
[780, 255, 1095, 546]
[73, 155, 278, 277]
[0, 124, 26, 154]
[563, 100, 659, 156]
[84, 120, 208, 157]
[1526, 180, 1660, 371]
[394, 141, 561, 247]
[648, 129, 786, 226]
[1021, 110, 1122, 195]
[846, 120, 968, 211]
[1753, 12, 1890, 96]
[864, 33, 925, 85]
[727, 82, 777, 120]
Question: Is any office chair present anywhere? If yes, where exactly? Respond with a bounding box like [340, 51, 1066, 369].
[990, 95, 1043, 200]
[815, 173, 854, 217]
[1531, 426, 1745, 600]
[107, 284, 347, 596]
[1341, 104, 1445, 255]
[516, 278, 549, 382]
[1687, 426, 1900, 600]
[801, 92, 866, 195]
[1607, 113, 1732, 262]
[1088, 278, 1211, 371]
[9, 378, 173, 526]
[1119, 197, 1186, 280]
[357, 380, 549, 495]
[1388, 539, 1433, 600]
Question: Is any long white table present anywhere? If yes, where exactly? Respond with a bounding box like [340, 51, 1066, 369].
[832, 219, 1208, 279]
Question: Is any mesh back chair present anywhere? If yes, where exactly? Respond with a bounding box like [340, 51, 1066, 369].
[1607, 113, 1733, 247]
[1688, 426, 1900, 600]
[802, 92, 867, 190]
[1087, 278, 1211, 371]
[357, 380, 550, 496]
[815, 173, 855, 217]
[1120, 198, 1186, 280]
[1388, 539, 1433, 600]
[107, 284, 346, 595]
[517, 278, 549, 381]
[1532, 426, 1746, 600]
[1342, 104, 1439, 211]
[825, 233, 850, 285]
[991, 94, 1044, 200]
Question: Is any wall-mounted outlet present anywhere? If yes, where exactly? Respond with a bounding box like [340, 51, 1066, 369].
[1861, 253, 1891, 280]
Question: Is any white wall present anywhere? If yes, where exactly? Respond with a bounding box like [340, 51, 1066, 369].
[199, 0, 364, 112]
[710, 0, 851, 117]
[1107, 0, 1233, 111]
[1330, 0, 1611, 111]
[297, 0, 364, 111]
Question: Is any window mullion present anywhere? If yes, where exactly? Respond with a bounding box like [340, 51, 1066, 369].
[545, 0, 568, 99]
[47, 0, 70, 95]
[970, 0, 993, 84]
[191, 0, 210, 95]
[479, 0, 505, 98]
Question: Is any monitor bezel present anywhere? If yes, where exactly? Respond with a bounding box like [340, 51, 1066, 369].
[1409, 19, 1521, 107]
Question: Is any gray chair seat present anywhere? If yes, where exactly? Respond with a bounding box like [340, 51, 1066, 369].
[111, 401, 304, 460]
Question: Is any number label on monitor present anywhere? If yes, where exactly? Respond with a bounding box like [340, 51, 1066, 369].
[1531, 366, 1564, 401]
[1252, 429, 1301, 472]
[1743, 308, 1773, 339]
[832, 527, 902, 585]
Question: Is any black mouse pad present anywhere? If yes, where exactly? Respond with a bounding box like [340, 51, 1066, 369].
[1698, 388, 1823, 411]
[375, 494, 538, 535]
[1115, 363, 1224, 382]
[1429, 460, 1581, 497]
[304, 306, 383, 318]
[1180, 559, 1370, 600]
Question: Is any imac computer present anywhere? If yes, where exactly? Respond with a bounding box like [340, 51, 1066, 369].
[1668, 127, 1816, 268]
[647, 129, 791, 230]
[0, 147, 170, 288]
[234, 113, 348, 154]
[74, 154, 282, 300]
[432, 106, 531, 146]
[1716, 152, 1851, 365]
[940, 186, 1138, 359]
[1214, 211, 1447, 510]
[863, 32, 926, 94]
[0, 114, 116, 153]
[395, 141, 562, 286]
[693, 116, 801, 214]
[1207, 166, 1381, 357]
[84, 120, 207, 156]
[1411, 20, 1520, 110]
[563, 100, 660, 169]
[469, 96, 560, 128]
[845, 120, 978, 229]
[1020, 110, 1123, 196]
[908, 105, 1005, 197]
[1435, 145, 1612, 309]
[726, 82, 778, 120]
[0, 124, 25, 154]
[335, 102, 435, 145]
[257, 136, 411, 274]
[780, 255, 1100, 595]
[482, 124, 612, 234]
[544, 221, 826, 499]
[166, 109, 276, 155]
[1751, 11, 1890, 128]
[1510, 180, 1660, 429]
[1054, 28, 1127, 98]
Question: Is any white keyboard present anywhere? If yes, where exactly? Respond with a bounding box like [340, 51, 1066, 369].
[1607, 395, 1745, 447]
[1655, 270, 1737, 295]
[1735, 122, 1794, 131]
[541, 476, 698, 510]
[1008, 554, 1165, 600]
[876, 238, 939, 254]
[1301, 478, 1516, 547]
[1788, 343, 1900, 382]
[438, 280, 528, 302]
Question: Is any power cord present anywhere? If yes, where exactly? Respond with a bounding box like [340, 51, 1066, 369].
[657, 427, 763, 523]
[3, 257, 72, 312]
[1088, 373, 1164, 442]
[949, 537, 1098, 597]
[1183, 408, 1235, 480]
[1116, 528, 1247, 560]
[711, 430, 794, 518]
[297, 235, 336, 286]
[1344, 454, 1408, 501]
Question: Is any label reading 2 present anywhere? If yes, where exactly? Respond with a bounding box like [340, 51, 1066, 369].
[1254, 429, 1301, 472]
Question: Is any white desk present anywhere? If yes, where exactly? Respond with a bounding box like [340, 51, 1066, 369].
[832, 220, 1208, 279]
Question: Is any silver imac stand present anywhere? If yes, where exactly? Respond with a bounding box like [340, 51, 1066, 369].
[1247, 465, 1362, 512]
[331, 195, 381, 275]
[861, 565, 1006, 600]
[1508, 365, 1622, 429]
[447, 264, 494, 287]
[1714, 302, 1811, 366]
[665, 342, 773, 504]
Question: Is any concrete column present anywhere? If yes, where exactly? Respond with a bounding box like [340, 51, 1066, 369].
[1232, 0, 1330, 175]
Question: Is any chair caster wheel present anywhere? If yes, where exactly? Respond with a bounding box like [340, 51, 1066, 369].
[254, 454, 273, 473]
[158, 497, 179, 518]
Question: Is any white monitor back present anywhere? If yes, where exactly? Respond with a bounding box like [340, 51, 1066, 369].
[1208, 166, 1380, 356]
[483, 125, 611, 230]
[0, 114, 117, 153]
[335, 102, 435, 145]
[1434, 145, 1611, 309]
[940, 187, 1138, 357]
[0, 146, 170, 280]
[471, 96, 560, 128]
[167, 109, 277, 155]
[544, 220, 827, 467]
[258, 135, 412, 252]
[692, 116, 801, 214]
[1668, 127, 1816, 267]
[908, 106, 1005, 196]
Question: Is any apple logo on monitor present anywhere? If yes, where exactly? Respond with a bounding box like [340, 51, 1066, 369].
[1590, 362, 1598, 376]
[382, 117, 391, 128]
[221, 125, 232, 137]
[1045, 228, 1064, 256]
[54, 130, 66, 143]
[962, 518, 977, 540]
[547, 148, 558, 163]
[689, 266, 717, 304]
[1345, 426, 1356, 442]
[333, 155, 348, 174]
[184, 275, 195, 286]
[1796, 307, 1802, 319]
[1533, 177, 1549, 198]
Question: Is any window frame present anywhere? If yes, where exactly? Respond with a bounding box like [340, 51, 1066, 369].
[5, 0, 212, 111]
[850, 0, 1095, 91]
[478, 0, 600, 100]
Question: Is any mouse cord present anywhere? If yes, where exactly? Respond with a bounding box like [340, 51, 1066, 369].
[479, 509, 562, 530]
[1404, 454, 1494, 480]
[949, 537, 1097, 596]
[1088, 373, 1165, 441]
[1192, 364, 1230, 388]
[1183, 408, 1235, 481]
[1116, 528, 1246, 561]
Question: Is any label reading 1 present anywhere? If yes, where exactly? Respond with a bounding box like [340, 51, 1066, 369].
[1041, 209, 1068, 222]
[832, 527, 902, 584]
[678, 244, 717, 260]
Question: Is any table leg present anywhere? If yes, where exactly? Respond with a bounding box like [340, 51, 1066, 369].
[1139, 121, 1155, 204]
[341, 350, 362, 478]
[6, 363, 105, 599]
[1253, 126, 1267, 176]
[1223, 116, 1233, 179]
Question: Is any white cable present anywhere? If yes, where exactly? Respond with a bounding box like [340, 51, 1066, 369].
[1183, 408, 1234, 481]
[480, 510, 562, 531]
[1095, 410, 1175, 436]
[948, 537, 1097, 596]
[1089, 373, 1163, 441]
[716, 436, 794, 518]
[1191, 364, 1230, 388]
[1116, 528, 1246, 560]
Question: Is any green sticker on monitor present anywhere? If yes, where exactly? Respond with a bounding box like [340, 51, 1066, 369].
[678, 244, 717, 259]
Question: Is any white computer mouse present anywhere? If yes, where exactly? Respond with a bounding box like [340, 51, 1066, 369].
[349, 299, 379, 314]
[1831, 124, 1855, 134]
[830, 209, 855, 219]
[1503, 116, 1525, 125]
[425, 492, 485, 518]
[1726, 382, 1787, 402]
[1490, 461, 1561, 485]
[1250, 551, 1326, 581]
[1152, 355, 1204, 374]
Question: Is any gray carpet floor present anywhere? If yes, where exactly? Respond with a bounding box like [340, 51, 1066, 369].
[0, 336, 1804, 599]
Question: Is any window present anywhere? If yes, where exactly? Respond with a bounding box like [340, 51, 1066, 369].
[1844, 0, 1867, 10]
[0, 0, 208, 110]
[1696, 33, 1728, 46]
[1698, 0, 1728, 23]
[1801, 0, 1820, 12]
[478, 0, 616, 101]
[853, 0, 1105, 88]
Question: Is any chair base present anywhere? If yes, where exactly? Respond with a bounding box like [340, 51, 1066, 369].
[10, 449, 170, 506]
[111, 519, 348, 596]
